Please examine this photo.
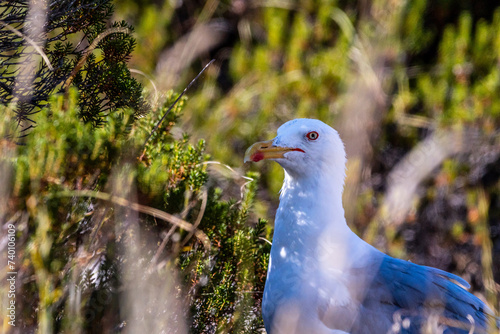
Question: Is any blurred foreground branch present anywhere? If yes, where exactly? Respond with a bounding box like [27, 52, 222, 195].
[52, 190, 211, 251]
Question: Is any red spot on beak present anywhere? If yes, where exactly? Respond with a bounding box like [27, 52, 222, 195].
[251, 152, 265, 162]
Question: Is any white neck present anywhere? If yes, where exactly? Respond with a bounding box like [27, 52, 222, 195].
[272, 170, 354, 269]
[278, 170, 348, 232]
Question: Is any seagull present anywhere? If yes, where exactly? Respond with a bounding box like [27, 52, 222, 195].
[244, 119, 498, 334]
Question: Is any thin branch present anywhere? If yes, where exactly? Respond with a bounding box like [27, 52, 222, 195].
[148, 224, 177, 271]
[129, 68, 159, 107]
[0, 20, 54, 71]
[139, 59, 215, 161]
[258, 236, 272, 246]
[51, 190, 211, 250]
[179, 189, 208, 249]
[203, 160, 254, 182]
[62, 27, 130, 90]
[203, 160, 254, 202]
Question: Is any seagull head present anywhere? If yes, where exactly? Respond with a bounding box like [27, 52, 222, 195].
[244, 118, 346, 180]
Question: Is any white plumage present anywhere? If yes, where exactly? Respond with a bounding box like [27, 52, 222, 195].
[244, 118, 497, 334]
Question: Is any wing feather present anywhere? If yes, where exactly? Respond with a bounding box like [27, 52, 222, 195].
[353, 255, 495, 334]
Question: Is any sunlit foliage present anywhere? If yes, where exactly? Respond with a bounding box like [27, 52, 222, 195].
[1, 0, 499, 333]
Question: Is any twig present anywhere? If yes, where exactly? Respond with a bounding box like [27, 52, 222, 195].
[63, 27, 130, 90]
[139, 59, 215, 161]
[88, 206, 110, 249]
[202, 160, 254, 201]
[0, 20, 54, 71]
[179, 189, 208, 249]
[203, 161, 253, 182]
[258, 237, 272, 246]
[129, 68, 159, 107]
[148, 224, 177, 271]
[51, 190, 211, 250]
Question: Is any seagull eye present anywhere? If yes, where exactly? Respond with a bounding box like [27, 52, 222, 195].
[306, 131, 319, 141]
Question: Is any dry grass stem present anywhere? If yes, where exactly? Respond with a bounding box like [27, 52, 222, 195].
[52, 190, 211, 251]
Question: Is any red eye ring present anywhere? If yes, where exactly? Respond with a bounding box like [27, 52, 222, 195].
[306, 131, 319, 140]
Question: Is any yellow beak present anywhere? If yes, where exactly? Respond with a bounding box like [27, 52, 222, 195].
[244, 139, 305, 162]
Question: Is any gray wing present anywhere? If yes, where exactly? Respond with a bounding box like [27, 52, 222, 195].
[351, 255, 496, 334]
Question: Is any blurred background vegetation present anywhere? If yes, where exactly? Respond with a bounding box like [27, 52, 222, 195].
[1, 0, 499, 333]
